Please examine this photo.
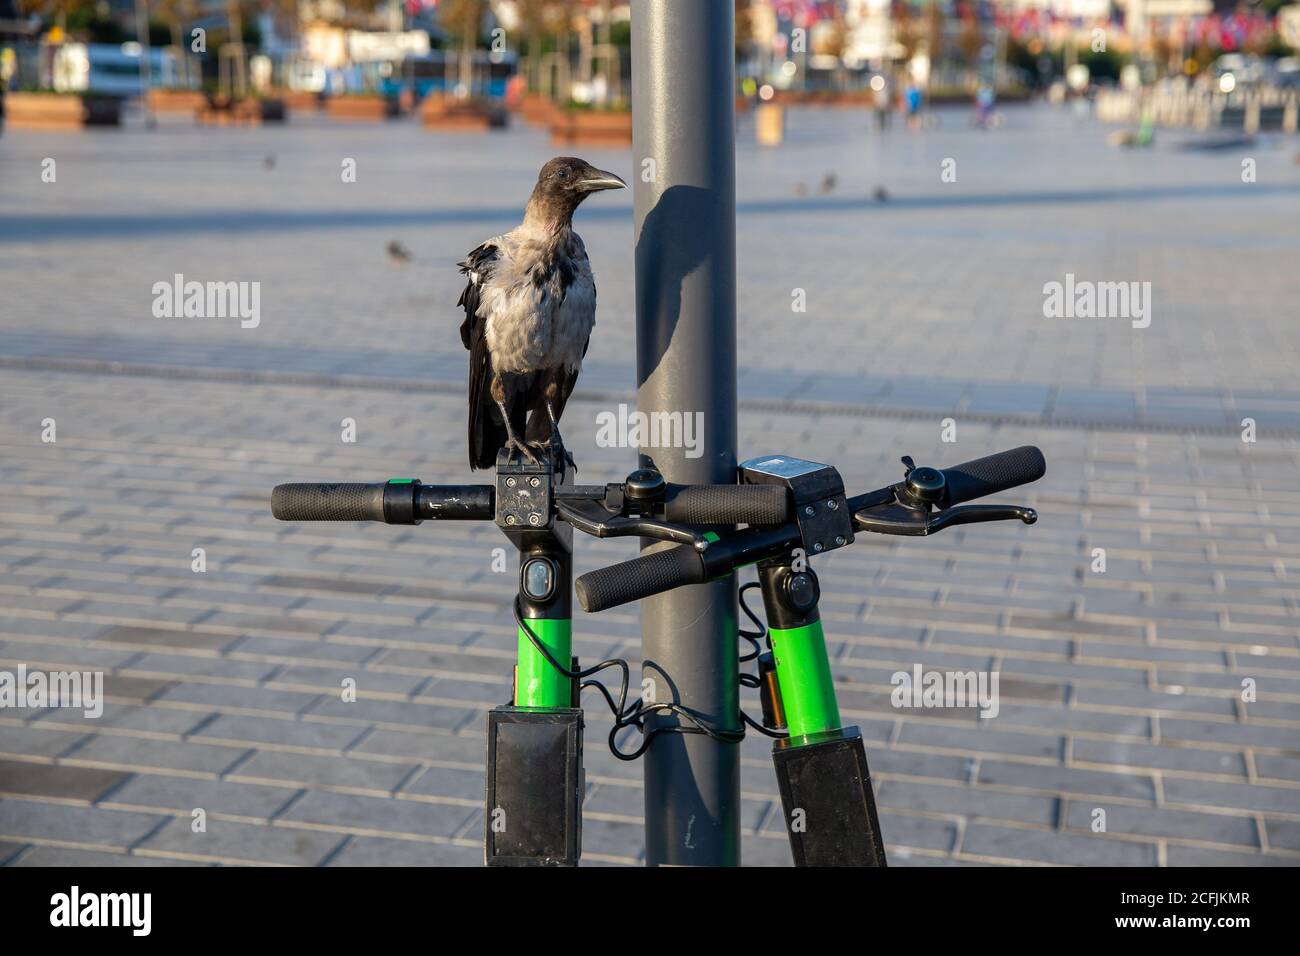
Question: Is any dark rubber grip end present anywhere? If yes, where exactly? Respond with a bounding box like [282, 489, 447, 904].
[576, 545, 707, 613]
[663, 484, 790, 525]
[941, 446, 1046, 507]
[272, 483, 388, 522]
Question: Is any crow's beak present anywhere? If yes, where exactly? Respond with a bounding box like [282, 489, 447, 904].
[579, 169, 627, 192]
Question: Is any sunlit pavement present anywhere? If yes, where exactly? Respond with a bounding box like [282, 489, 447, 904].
[1, 104, 1298, 865]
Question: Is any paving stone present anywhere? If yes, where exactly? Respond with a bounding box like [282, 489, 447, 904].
[1001, 657, 1149, 687]
[0, 639, 142, 670]
[1254, 754, 1300, 784]
[0, 759, 127, 802]
[1262, 818, 1300, 852]
[136, 816, 345, 866]
[1160, 718, 1300, 752]
[100, 676, 174, 702]
[348, 728, 485, 765]
[70, 604, 213, 630]
[95, 704, 215, 736]
[875, 812, 959, 853]
[1243, 700, 1300, 722]
[960, 823, 1157, 866]
[740, 834, 795, 867]
[155, 682, 322, 715]
[279, 660, 441, 700]
[276, 790, 478, 840]
[397, 765, 484, 803]
[1074, 685, 1237, 717]
[576, 817, 644, 862]
[1070, 738, 1248, 777]
[191, 714, 366, 752]
[0, 724, 89, 759]
[0, 840, 30, 865]
[101, 774, 298, 820]
[1063, 800, 1258, 847]
[13, 846, 211, 866]
[897, 722, 1064, 760]
[1164, 846, 1295, 866]
[304, 696, 480, 731]
[93, 625, 238, 653]
[870, 748, 972, 783]
[977, 761, 1157, 802]
[229, 751, 418, 795]
[326, 836, 481, 866]
[994, 704, 1153, 737]
[419, 678, 504, 705]
[1162, 778, 1300, 815]
[231, 635, 376, 664]
[875, 779, 1059, 826]
[65, 735, 249, 776]
[0, 797, 166, 849]
[124, 653, 277, 683]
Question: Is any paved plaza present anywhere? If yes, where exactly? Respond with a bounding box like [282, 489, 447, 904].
[1, 104, 1298, 865]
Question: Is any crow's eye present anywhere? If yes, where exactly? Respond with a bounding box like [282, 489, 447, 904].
[557, 168, 569, 179]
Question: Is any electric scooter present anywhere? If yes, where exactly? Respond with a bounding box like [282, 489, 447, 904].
[272, 443, 1045, 866]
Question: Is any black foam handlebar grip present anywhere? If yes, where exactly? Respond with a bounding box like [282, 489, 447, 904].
[576, 544, 708, 613]
[663, 484, 789, 525]
[272, 483, 388, 522]
[941, 446, 1046, 507]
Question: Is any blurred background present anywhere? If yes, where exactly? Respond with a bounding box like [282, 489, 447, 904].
[2, 0, 1300, 119]
[0, 1, 1298, 868]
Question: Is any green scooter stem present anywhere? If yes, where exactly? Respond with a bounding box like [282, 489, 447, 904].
[515, 617, 573, 709]
[768, 619, 841, 738]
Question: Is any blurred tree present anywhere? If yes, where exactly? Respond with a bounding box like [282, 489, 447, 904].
[893, 3, 923, 62]
[156, 0, 198, 51]
[442, 0, 484, 96]
[814, 13, 847, 58]
[15, 0, 95, 25]
[1077, 44, 1120, 81]
[550, 0, 576, 98]
[1150, 31, 1177, 72]
[735, 0, 754, 62]
[958, 23, 982, 66]
[16, 0, 128, 43]
[925, 1, 943, 69]
[341, 0, 388, 29]
[514, 0, 548, 57]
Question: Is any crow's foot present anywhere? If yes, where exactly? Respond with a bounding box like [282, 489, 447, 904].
[528, 430, 575, 473]
[504, 437, 540, 466]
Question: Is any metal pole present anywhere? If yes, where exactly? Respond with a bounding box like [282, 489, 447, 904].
[135, 0, 155, 128]
[631, 0, 739, 867]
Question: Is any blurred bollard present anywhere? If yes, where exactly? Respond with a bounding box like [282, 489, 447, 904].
[756, 102, 784, 146]
[1245, 93, 1260, 134]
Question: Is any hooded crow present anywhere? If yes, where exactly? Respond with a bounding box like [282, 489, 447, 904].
[457, 156, 626, 470]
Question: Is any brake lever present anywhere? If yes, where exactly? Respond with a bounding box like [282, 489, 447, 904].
[556, 500, 707, 549]
[853, 494, 1037, 537]
[928, 504, 1037, 533]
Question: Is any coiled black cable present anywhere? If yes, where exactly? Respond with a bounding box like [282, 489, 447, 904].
[512, 579, 787, 761]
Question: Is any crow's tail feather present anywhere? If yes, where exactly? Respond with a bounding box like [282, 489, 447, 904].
[469, 396, 508, 470]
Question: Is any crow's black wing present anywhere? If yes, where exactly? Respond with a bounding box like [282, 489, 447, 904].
[457, 243, 506, 469]
[457, 243, 497, 349]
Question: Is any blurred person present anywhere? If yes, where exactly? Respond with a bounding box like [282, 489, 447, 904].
[505, 73, 526, 110]
[904, 82, 923, 129]
[974, 84, 996, 129]
[873, 74, 892, 131]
